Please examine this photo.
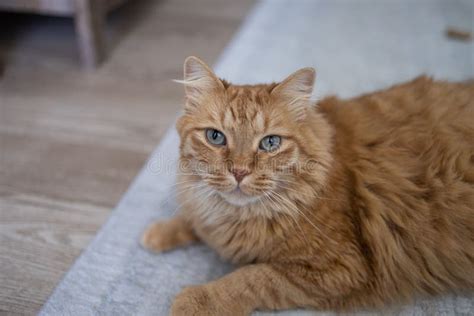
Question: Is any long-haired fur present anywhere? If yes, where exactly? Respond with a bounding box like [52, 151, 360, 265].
[142, 57, 474, 315]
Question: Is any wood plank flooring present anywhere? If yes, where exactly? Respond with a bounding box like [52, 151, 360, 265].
[0, 0, 254, 314]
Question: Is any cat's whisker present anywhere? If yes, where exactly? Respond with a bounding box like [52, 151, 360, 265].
[171, 186, 216, 216]
[173, 181, 218, 194]
[275, 182, 312, 196]
[257, 196, 273, 218]
[261, 193, 311, 245]
[264, 191, 296, 216]
[277, 179, 344, 202]
[176, 172, 203, 176]
[176, 184, 208, 201]
[159, 183, 209, 211]
[163, 187, 206, 216]
[275, 188, 333, 229]
[268, 190, 327, 237]
[169, 179, 203, 188]
[275, 189, 339, 235]
[261, 193, 280, 217]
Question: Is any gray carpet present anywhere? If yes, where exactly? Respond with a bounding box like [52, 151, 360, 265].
[41, 0, 474, 315]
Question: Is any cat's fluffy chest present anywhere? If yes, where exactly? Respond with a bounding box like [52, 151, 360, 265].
[183, 195, 288, 264]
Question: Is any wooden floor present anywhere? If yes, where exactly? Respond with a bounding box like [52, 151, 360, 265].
[0, 0, 254, 314]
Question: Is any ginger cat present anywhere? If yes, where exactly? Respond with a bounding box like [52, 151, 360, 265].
[142, 56, 474, 315]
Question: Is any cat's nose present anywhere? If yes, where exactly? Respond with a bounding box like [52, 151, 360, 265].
[231, 168, 250, 183]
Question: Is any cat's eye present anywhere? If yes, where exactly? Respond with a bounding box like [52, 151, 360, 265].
[206, 129, 226, 146]
[259, 135, 281, 152]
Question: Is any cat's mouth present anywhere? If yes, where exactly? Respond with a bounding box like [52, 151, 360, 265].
[219, 187, 261, 206]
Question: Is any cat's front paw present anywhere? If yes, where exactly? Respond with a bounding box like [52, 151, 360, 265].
[171, 286, 243, 316]
[141, 221, 178, 253]
[141, 218, 198, 253]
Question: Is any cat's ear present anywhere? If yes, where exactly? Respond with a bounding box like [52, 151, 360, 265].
[175, 56, 225, 112]
[271, 67, 315, 120]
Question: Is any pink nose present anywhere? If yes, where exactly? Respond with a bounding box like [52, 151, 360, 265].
[231, 168, 250, 183]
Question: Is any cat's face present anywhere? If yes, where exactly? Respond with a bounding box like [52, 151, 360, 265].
[176, 57, 321, 207]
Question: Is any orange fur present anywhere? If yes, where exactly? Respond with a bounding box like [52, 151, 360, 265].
[142, 57, 474, 315]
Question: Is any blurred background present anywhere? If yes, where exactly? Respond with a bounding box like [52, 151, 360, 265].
[0, 0, 472, 314]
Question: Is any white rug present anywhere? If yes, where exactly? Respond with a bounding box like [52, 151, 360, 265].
[41, 0, 474, 315]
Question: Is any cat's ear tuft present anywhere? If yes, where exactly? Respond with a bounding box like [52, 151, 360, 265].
[175, 56, 224, 112]
[272, 67, 316, 120]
